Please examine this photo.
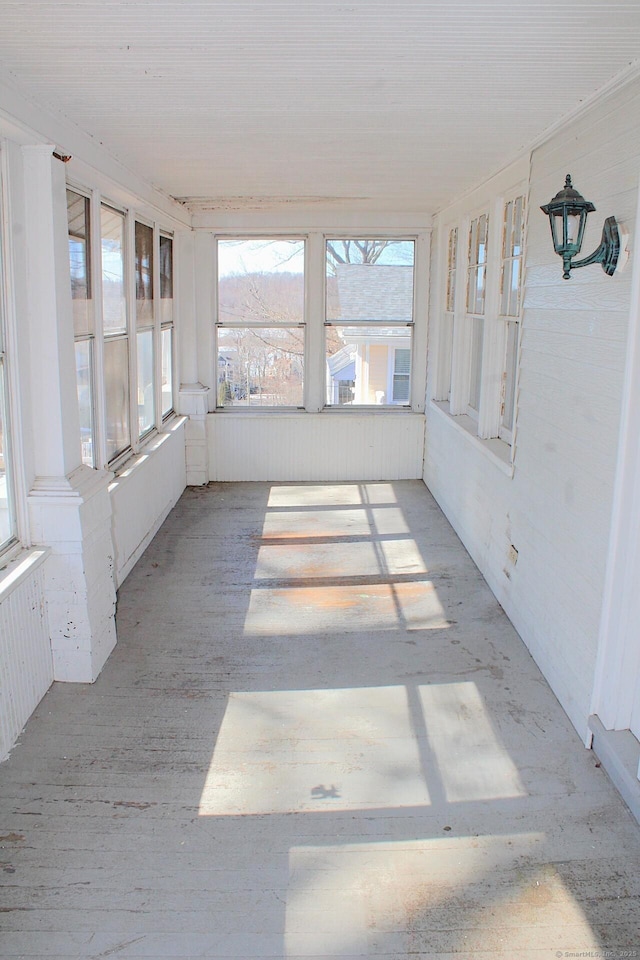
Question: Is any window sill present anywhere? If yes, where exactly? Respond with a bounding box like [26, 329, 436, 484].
[213, 406, 418, 415]
[430, 400, 514, 477]
[109, 417, 187, 490]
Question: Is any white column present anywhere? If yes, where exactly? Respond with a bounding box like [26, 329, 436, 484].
[22, 145, 116, 682]
[177, 229, 211, 484]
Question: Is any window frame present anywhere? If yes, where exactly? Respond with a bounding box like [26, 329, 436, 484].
[100, 201, 133, 467]
[66, 186, 97, 468]
[497, 194, 526, 446]
[134, 216, 156, 441]
[323, 236, 416, 410]
[465, 212, 489, 421]
[215, 236, 307, 411]
[211, 230, 427, 416]
[159, 232, 175, 421]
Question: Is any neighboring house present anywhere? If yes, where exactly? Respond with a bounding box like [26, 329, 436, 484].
[328, 264, 413, 405]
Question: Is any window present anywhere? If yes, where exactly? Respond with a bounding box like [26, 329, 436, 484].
[466, 214, 488, 416]
[0, 228, 16, 552]
[499, 196, 525, 442]
[325, 239, 414, 406]
[159, 235, 174, 419]
[101, 204, 130, 463]
[67, 189, 95, 467]
[216, 239, 305, 407]
[135, 221, 155, 437]
[392, 348, 411, 402]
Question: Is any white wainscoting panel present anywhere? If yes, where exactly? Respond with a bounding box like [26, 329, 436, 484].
[209, 413, 425, 482]
[0, 553, 52, 761]
[110, 419, 187, 587]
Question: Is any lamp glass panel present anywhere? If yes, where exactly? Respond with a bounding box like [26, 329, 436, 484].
[566, 213, 581, 248]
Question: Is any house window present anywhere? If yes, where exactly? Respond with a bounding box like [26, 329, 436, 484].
[67, 189, 95, 467]
[135, 221, 155, 437]
[466, 214, 488, 416]
[392, 348, 411, 402]
[101, 204, 131, 463]
[159, 235, 174, 419]
[325, 239, 414, 406]
[0, 221, 16, 552]
[499, 196, 525, 442]
[216, 239, 305, 407]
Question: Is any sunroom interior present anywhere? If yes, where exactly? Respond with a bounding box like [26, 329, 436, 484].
[1, 0, 640, 891]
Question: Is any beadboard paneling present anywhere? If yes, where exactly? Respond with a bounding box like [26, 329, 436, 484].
[209, 413, 425, 482]
[110, 421, 187, 588]
[0, 558, 52, 761]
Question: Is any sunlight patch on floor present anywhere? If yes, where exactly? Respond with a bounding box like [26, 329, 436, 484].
[420, 682, 525, 802]
[266, 483, 399, 508]
[199, 682, 526, 816]
[284, 835, 600, 957]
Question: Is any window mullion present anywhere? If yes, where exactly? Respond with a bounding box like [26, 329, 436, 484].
[305, 232, 323, 412]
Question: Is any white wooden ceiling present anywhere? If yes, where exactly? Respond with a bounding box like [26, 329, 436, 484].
[1, 0, 639, 214]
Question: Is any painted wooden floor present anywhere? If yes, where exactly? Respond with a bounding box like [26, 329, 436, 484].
[1, 481, 639, 959]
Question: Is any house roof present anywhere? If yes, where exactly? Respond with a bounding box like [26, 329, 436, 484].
[334, 264, 413, 323]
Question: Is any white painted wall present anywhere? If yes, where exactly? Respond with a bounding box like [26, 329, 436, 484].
[209, 412, 425, 482]
[110, 419, 187, 588]
[424, 77, 640, 739]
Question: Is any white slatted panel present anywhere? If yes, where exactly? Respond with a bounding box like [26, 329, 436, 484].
[209, 413, 425, 481]
[0, 2, 639, 211]
[0, 563, 52, 761]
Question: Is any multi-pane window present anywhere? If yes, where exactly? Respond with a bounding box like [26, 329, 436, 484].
[0, 221, 16, 552]
[466, 214, 488, 415]
[216, 239, 305, 407]
[101, 204, 130, 463]
[435, 187, 525, 459]
[159, 235, 174, 419]
[67, 189, 95, 467]
[499, 196, 525, 441]
[68, 194, 176, 469]
[325, 239, 414, 406]
[135, 221, 155, 437]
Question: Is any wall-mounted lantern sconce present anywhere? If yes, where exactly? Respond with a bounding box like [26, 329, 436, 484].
[541, 174, 620, 279]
